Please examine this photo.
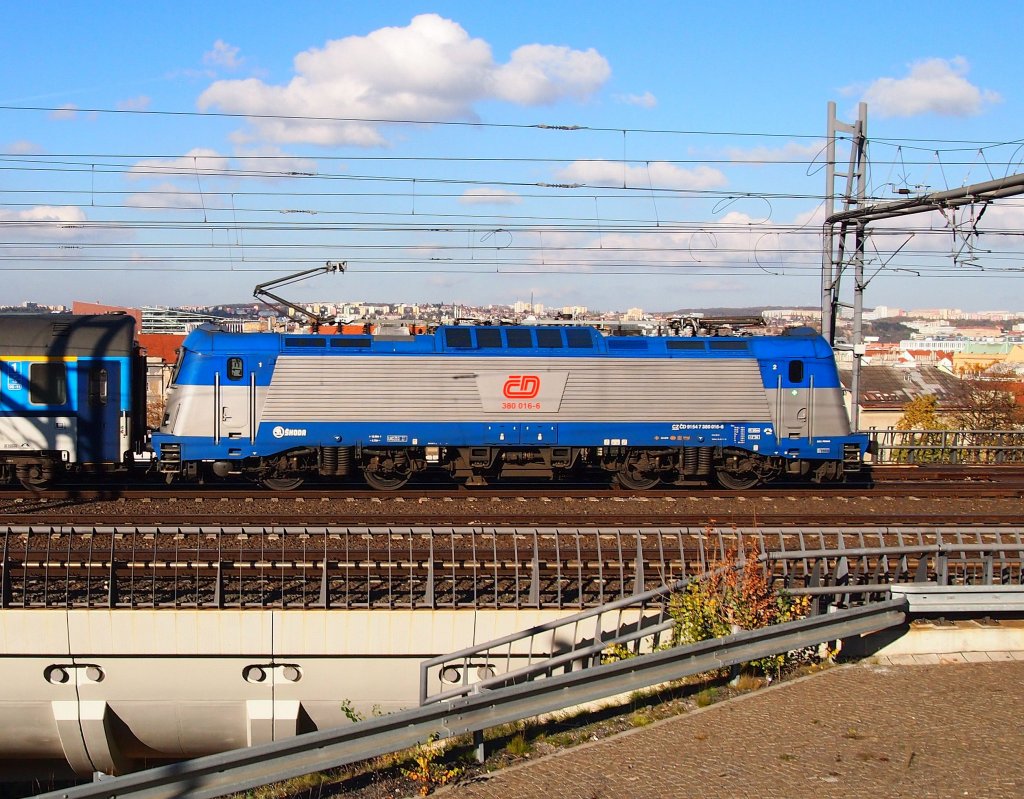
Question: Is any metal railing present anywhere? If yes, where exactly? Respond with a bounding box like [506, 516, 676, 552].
[419, 527, 1024, 705]
[868, 428, 1024, 464]
[5, 526, 1021, 612]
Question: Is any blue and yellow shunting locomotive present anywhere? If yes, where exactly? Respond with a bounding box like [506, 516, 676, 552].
[152, 323, 869, 490]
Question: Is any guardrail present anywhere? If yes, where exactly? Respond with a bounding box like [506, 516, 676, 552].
[420, 529, 1024, 705]
[868, 428, 1024, 464]
[891, 584, 1024, 612]
[33, 600, 908, 799]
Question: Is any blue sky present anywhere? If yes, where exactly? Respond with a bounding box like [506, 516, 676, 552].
[2, 1, 1023, 313]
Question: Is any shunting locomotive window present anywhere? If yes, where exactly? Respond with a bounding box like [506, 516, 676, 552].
[536, 329, 564, 348]
[566, 328, 593, 349]
[475, 327, 503, 348]
[88, 367, 109, 406]
[29, 362, 67, 405]
[788, 360, 804, 383]
[506, 329, 534, 348]
[227, 357, 244, 381]
[444, 328, 473, 349]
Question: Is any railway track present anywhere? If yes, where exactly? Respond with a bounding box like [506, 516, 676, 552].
[1, 463, 1023, 502]
[0, 474, 1019, 527]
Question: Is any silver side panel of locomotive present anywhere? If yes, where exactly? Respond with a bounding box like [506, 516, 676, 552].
[260, 356, 773, 422]
[163, 355, 854, 443]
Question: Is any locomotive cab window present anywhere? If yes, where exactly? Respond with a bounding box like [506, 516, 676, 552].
[227, 357, 244, 381]
[29, 362, 67, 405]
[788, 360, 804, 383]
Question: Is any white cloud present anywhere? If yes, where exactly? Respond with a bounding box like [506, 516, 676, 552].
[204, 39, 244, 71]
[613, 91, 657, 108]
[197, 14, 611, 147]
[855, 57, 1000, 118]
[492, 43, 609, 104]
[128, 148, 231, 180]
[0, 206, 89, 240]
[117, 95, 151, 112]
[0, 206, 86, 224]
[49, 105, 78, 120]
[3, 140, 43, 155]
[232, 146, 319, 178]
[725, 140, 827, 164]
[555, 160, 727, 191]
[459, 188, 522, 205]
[124, 182, 206, 210]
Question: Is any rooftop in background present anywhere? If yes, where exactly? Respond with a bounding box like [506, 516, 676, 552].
[72, 302, 240, 334]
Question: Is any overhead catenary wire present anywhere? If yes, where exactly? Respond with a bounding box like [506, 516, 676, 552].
[2, 104, 1023, 291]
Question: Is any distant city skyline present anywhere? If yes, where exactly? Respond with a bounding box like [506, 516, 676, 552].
[3, 3, 1024, 311]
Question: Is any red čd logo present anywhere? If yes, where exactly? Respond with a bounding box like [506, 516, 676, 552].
[503, 374, 541, 399]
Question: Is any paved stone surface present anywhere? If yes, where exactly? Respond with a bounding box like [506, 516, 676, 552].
[446, 661, 1024, 799]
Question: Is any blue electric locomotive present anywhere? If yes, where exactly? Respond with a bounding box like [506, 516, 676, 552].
[0, 314, 147, 487]
[153, 324, 868, 490]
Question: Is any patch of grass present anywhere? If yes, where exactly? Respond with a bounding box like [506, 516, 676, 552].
[732, 673, 766, 692]
[506, 733, 532, 757]
[630, 712, 653, 728]
[694, 687, 719, 707]
[545, 732, 578, 748]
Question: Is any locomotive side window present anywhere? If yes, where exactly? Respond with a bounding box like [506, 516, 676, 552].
[475, 327, 503, 348]
[709, 340, 749, 351]
[667, 340, 706, 351]
[506, 329, 533, 348]
[444, 328, 473, 349]
[331, 337, 371, 348]
[536, 329, 564, 348]
[227, 357, 244, 381]
[284, 337, 326, 348]
[788, 360, 804, 383]
[29, 362, 67, 405]
[566, 328, 594, 349]
[88, 366, 109, 406]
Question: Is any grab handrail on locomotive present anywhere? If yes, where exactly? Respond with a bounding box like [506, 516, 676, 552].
[0, 313, 869, 491]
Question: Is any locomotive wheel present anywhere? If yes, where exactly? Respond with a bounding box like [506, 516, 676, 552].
[19, 475, 52, 491]
[363, 470, 411, 490]
[17, 464, 54, 491]
[616, 471, 660, 490]
[260, 476, 305, 491]
[715, 468, 760, 490]
[615, 463, 661, 490]
[614, 451, 662, 490]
